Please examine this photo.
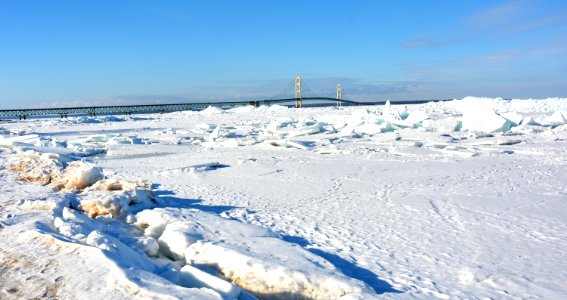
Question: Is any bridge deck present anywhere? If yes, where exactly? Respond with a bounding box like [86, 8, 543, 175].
[0, 97, 450, 119]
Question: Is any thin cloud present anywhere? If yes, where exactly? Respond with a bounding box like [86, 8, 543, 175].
[465, 1, 526, 28]
[501, 12, 567, 34]
[399, 39, 435, 48]
[401, 1, 565, 49]
[402, 42, 567, 82]
[399, 34, 469, 49]
[464, 0, 567, 34]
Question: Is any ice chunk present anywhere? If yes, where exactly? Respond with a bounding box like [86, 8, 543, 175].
[520, 116, 539, 126]
[511, 124, 548, 134]
[496, 139, 523, 146]
[157, 162, 229, 172]
[158, 221, 204, 261]
[86, 230, 115, 251]
[228, 105, 255, 114]
[382, 101, 395, 118]
[52, 206, 102, 241]
[87, 178, 151, 192]
[0, 134, 40, 148]
[33, 136, 68, 148]
[86, 134, 114, 144]
[501, 112, 523, 126]
[337, 126, 359, 137]
[201, 106, 223, 115]
[399, 108, 410, 120]
[53, 161, 104, 191]
[462, 108, 511, 133]
[289, 123, 323, 137]
[427, 142, 450, 149]
[107, 136, 146, 145]
[136, 209, 179, 239]
[8, 149, 64, 184]
[256, 104, 288, 113]
[451, 96, 499, 114]
[102, 115, 127, 122]
[78, 178, 156, 218]
[192, 123, 217, 134]
[387, 119, 415, 129]
[135, 236, 160, 257]
[265, 139, 309, 150]
[217, 139, 240, 148]
[179, 265, 241, 298]
[202, 138, 240, 148]
[422, 117, 462, 133]
[187, 162, 227, 172]
[69, 116, 127, 124]
[208, 125, 221, 142]
[265, 118, 296, 133]
[542, 111, 567, 127]
[347, 109, 370, 127]
[225, 139, 241, 147]
[379, 121, 400, 133]
[353, 123, 382, 136]
[20, 195, 70, 213]
[405, 110, 429, 124]
[66, 142, 107, 157]
[85, 230, 157, 270]
[78, 191, 131, 219]
[441, 118, 463, 132]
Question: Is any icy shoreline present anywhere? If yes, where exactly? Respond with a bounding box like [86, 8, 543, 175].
[1, 149, 371, 299]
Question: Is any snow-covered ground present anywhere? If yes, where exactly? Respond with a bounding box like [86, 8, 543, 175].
[1, 97, 567, 299]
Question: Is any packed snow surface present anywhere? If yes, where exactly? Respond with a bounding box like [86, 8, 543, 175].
[1, 97, 567, 299]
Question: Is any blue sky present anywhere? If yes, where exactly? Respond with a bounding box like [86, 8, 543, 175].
[0, 0, 566, 108]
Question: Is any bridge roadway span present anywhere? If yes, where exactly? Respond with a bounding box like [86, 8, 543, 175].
[0, 97, 450, 119]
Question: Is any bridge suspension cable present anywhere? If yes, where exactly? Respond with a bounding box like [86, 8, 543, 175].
[292, 76, 344, 108]
[270, 78, 296, 100]
[299, 77, 315, 97]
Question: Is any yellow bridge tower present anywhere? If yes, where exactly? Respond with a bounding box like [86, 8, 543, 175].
[295, 76, 302, 108]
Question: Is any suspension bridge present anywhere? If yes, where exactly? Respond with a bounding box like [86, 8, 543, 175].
[0, 77, 447, 119]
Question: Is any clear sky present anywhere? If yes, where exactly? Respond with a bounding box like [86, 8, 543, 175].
[0, 0, 566, 108]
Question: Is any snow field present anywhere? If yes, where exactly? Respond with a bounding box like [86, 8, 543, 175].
[1, 96, 567, 299]
[1, 130, 372, 298]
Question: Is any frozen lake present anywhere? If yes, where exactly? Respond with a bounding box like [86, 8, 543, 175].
[1, 97, 567, 299]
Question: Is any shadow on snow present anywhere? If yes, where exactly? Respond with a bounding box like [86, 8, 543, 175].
[282, 235, 401, 295]
[154, 187, 401, 296]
